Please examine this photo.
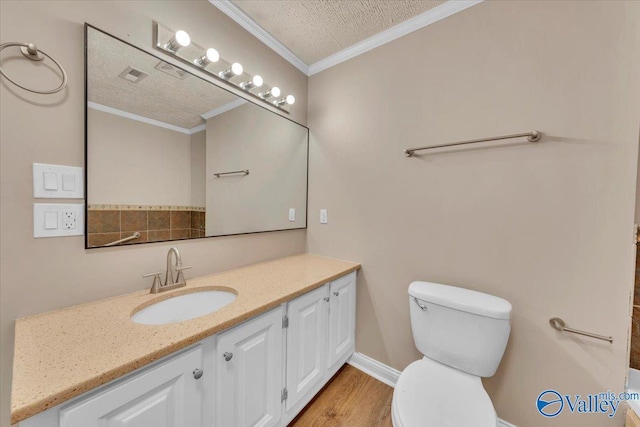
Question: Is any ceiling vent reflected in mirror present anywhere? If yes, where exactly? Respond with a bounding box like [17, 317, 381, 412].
[154, 61, 188, 80]
[118, 66, 148, 83]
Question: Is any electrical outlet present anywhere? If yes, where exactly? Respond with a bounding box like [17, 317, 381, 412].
[320, 209, 328, 224]
[288, 208, 296, 222]
[62, 211, 76, 229]
[34, 204, 84, 237]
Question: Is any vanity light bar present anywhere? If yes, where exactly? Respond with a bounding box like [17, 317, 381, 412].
[154, 23, 294, 113]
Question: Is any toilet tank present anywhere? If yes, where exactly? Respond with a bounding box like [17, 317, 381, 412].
[408, 281, 511, 378]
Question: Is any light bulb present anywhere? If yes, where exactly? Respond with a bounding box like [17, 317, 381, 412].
[274, 95, 295, 107]
[175, 30, 191, 47]
[195, 48, 219, 68]
[259, 86, 280, 99]
[166, 30, 191, 52]
[220, 63, 244, 80]
[240, 75, 264, 91]
[206, 48, 219, 62]
[231, 62, 243, 76]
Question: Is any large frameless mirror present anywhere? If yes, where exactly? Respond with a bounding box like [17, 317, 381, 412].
[85, 25, 308, 248]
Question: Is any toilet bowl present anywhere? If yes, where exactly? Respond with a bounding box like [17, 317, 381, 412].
[391, 281, 511, 427]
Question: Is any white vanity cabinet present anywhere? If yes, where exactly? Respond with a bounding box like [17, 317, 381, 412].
[215, 306, 284, 427]
[57, 345, 206, 427]
[284, 285, 330, 414]
[20, 271, 357, 427]
[327, 272, 357, 372]
[282, 271, 356, 424]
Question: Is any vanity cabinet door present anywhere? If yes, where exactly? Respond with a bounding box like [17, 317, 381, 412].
[284, 284, 329, 414]
[327, 271, 357, 372]
[59, 346, 204, 427]
[215, 306, 283, 427]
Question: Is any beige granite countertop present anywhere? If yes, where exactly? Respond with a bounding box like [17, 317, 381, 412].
[11, 254, 360, 424]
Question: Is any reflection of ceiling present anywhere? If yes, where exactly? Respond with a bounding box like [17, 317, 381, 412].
[87, 28, 238, 129]
[228, 0, 446, 64]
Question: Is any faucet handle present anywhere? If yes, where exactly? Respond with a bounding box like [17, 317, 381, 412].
[143, 272, 163, 293]
[143, 271, 163, 278]
[175, 266, 191, 285]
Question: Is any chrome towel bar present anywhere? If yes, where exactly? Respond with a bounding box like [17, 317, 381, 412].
[404, 130, 542, 157]
[104, 232, 141, 247]
[213, 169, 249, 178]
[549, 317, 612, 343]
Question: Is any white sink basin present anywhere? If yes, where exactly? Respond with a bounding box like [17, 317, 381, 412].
[132, 290, 237, 325]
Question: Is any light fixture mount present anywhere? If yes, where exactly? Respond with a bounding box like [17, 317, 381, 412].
[153, 22, 293, 114]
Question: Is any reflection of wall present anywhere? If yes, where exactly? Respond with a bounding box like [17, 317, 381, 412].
[205, 103, 307, 235]
[0, 2, 307, 425]
[190, 130, 206, 208]
[88, 109, 192, 206]
[307, 2, 640, 427]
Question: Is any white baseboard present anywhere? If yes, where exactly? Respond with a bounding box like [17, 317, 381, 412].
[347, 352, 517, 427]
[348, 352, 401, 388]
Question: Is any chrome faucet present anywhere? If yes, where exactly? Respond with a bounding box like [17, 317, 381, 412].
[143, 247, 192, 294]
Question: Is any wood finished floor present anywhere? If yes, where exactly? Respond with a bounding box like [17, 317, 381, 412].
[289, 365, 394, 427]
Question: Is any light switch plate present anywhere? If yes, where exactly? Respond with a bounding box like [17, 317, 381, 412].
[33, 163, 83, 199]
[320, 209, 328, 224]
[34, 203, 84, 237]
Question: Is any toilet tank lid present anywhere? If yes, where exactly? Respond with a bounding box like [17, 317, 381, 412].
[408, 281, 512, 320]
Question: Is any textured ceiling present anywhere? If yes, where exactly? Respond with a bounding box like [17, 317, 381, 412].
[230, 0, 446, 64]
[87, 28, 237, 129]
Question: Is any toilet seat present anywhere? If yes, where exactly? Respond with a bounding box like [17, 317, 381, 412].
[392, 357, 498, 427]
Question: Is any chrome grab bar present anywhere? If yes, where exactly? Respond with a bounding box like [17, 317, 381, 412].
[413, 297, 427, 311]
[404, 130, 542, 157]
[103, 232, 141, 247]
[213, 170, 249, 178]
[549, 317, 612, 343]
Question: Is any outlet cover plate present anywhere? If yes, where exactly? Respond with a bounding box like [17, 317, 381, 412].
[34, 203, 84, 237]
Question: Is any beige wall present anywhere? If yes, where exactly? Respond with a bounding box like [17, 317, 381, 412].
[206, 103, 308, 235]
[307, 1, 640, 426]
[0, 1, 307, 426]
[190, 130, 207, 208]
[88, 109, 193, 206]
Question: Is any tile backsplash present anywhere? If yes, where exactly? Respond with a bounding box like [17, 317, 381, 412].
[87, 205, 205, 247]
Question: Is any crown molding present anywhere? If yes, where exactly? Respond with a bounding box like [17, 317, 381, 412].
[308, 0, 483, 75]
[209, 0, 482, 77]
[200, 98, 247, 120]
[189, 124, 207, 134]
[209, 0, 310, 75]
[87, 102, 202, 135]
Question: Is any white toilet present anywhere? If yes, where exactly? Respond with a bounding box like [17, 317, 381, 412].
[392, 281, 512, 427]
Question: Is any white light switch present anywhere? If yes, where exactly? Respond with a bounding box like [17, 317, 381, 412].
[44, 212, 58, 229]
[43, 172, 58, 191]
[62, 173, 76, 191]
[320, 209, 328, 224]
[289, 208, 296, 222]
[34, 204, 84, 237]
[33, 163, 83, 199]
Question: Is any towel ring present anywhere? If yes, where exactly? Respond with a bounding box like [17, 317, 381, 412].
[0, 42, 67, 94]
